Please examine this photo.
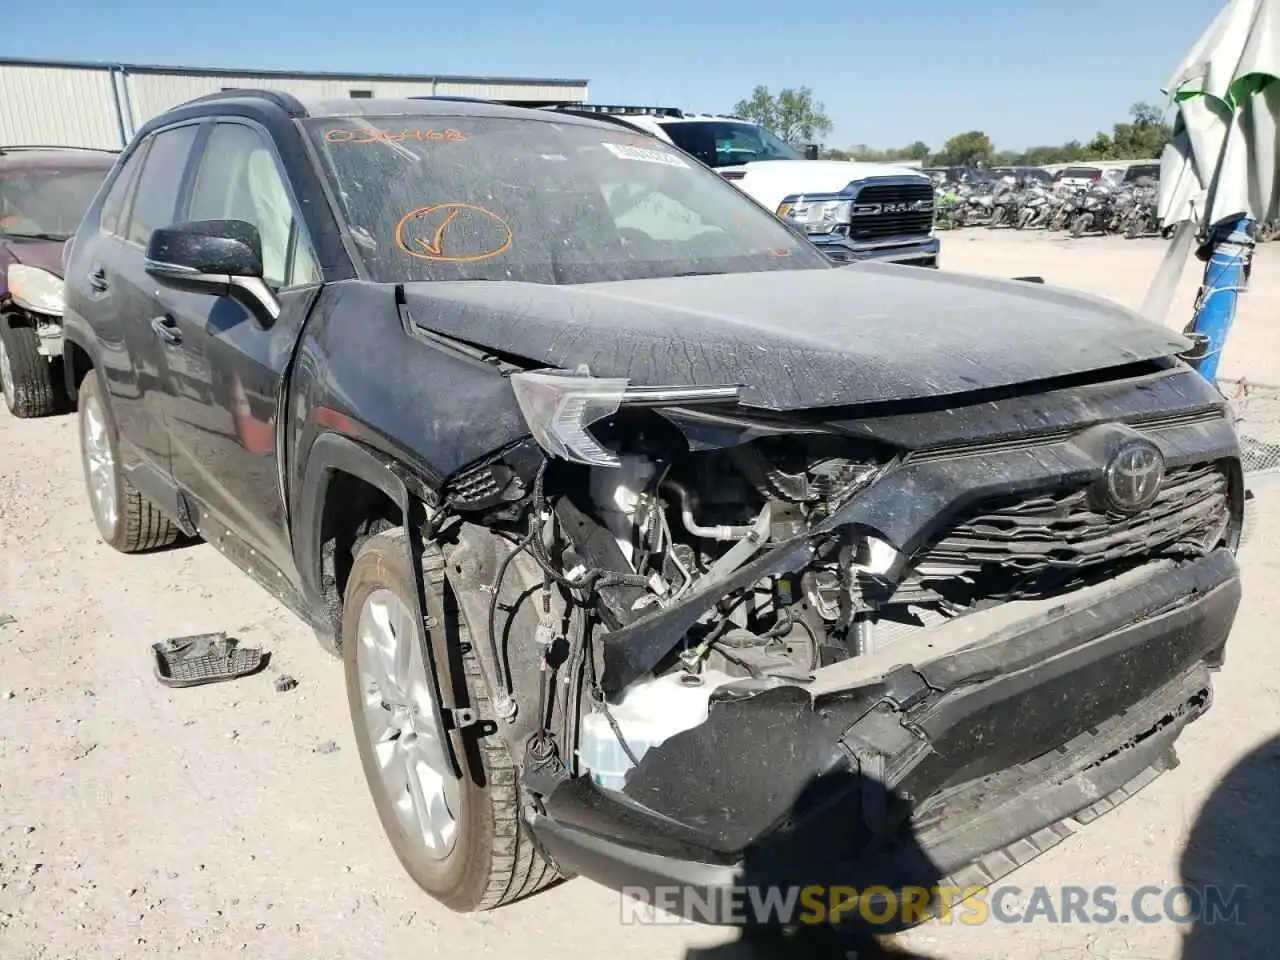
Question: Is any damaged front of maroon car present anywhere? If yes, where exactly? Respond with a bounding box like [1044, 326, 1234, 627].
[0, 145, 116, 417]
[393, 268, 1245, 922]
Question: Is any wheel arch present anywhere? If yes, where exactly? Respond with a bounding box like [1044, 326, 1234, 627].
[60, 325, 100, 407]
[297, 431, 464, 779]
[294, 431, 437, 653]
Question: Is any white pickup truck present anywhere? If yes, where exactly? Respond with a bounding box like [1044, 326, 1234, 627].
[533, 104, 939, 267]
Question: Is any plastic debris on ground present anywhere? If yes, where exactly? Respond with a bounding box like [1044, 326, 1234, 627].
[152, 632, 265, 688]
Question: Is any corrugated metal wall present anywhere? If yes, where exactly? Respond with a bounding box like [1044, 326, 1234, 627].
[1, 62, 588, 149]
[0, 63, 124, 148]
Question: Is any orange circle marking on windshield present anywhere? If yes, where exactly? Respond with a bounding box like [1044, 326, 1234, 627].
[394, 203, 513, 262]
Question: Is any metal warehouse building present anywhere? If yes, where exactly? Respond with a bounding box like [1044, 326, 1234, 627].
[0, 57, 590, 150]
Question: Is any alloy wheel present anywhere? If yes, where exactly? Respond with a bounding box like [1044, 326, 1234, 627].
[81, 390, 118, 533]
[355, 588, 459, 860]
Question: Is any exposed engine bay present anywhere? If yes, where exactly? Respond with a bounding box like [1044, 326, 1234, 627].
[577, 417, 1229, 681]
[440, 388, 1236, 796]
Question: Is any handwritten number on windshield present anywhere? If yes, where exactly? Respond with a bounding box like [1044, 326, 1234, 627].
[394, 203, 513, 263]
[325, 128, 468, 145]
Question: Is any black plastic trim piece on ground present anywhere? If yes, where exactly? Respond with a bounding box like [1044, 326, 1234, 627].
[152, 632, 265, 688]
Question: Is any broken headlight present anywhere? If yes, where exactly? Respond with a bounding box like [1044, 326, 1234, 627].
[509, 369, 741, 468]
[7, 264, 65, 316]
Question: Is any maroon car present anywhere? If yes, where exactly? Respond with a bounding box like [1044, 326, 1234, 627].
[1, 146, 117, 417]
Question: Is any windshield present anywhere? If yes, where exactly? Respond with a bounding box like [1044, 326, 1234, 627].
[655, 120, 803, 168]
[0, 168, 109, 241]
[1124, 165, 1160, 182]
[1060, 167, 1101, 180]
[305, 116, 827, 284]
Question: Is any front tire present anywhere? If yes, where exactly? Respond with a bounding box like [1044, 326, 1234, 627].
[0, 316, 63, 418]
[343, 530, 558, 912]
[77, 371, 180, 552]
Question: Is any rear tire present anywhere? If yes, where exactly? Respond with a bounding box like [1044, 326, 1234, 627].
[0, 316, 63, 418]
[77, 371, 180, 553]
[343, 530, 559, 912]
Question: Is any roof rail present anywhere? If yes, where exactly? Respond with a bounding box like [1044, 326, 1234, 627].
[532, 103, 685, 118]
[0, 144, 118, 155]
[523, 108, 658, 132]
[406, 95, 503, 105]
[175, 88, 307, 116]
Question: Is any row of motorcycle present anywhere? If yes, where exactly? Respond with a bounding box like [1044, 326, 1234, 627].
[935, 179, 1168, 238]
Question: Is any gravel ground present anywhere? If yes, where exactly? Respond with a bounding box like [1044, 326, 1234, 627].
[1, 231, 1276, 960]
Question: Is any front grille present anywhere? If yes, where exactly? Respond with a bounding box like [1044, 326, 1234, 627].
[893, 461, 1231, 603]
[848, 182, 935, 241]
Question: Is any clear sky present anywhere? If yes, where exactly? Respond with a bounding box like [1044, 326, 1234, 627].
[3, 0, 1218, 151]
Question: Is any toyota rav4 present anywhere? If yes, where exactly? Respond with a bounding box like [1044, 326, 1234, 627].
[62, 91, 1243, 920]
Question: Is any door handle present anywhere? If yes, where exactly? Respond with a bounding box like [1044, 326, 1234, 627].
[87, 266, 109, 294]
[150, 315, 183, 345]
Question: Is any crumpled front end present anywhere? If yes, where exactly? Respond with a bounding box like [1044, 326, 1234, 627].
[434, 358, 1244, 916]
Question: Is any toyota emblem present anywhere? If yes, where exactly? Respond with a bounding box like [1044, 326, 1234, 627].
[1100, 440, 1165, 514]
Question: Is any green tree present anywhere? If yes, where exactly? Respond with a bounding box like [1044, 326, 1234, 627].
[931, 131, 994, 167]
[1129, 102, 1165, 127]
[732, 85, 833, 145]
[1110, 102, 1171, 159]
[1086, 132, 1115, 158]
[819, 101, 1171, 170]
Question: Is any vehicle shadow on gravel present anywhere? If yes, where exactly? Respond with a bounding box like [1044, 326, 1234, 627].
[681, 774, 947, 960]
[686, 925, 942, 960]
[1179, 734, 1280, 959]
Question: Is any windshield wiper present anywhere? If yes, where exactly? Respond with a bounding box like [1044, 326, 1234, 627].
[3, 231, 68, 242]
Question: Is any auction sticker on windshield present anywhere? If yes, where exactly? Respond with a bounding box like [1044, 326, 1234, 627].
[602, 142, 689, 167]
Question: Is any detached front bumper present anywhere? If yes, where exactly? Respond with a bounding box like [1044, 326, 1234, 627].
[810, 234, 940, 267]
[530, 550, 1240, 916]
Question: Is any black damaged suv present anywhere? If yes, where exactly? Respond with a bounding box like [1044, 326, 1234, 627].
[63, 90, 1244, 918]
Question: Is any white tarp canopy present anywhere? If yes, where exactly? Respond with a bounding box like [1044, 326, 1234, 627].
[1158, 0, 1280, 230]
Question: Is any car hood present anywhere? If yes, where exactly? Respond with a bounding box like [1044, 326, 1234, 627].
[0, 238, 65, 291]
[400, 264, 1189, 412]
[724, 160, 931, 212]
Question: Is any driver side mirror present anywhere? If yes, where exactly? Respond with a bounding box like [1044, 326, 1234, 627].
[803, 144, 820, 160]
[145, 219, 280, 327]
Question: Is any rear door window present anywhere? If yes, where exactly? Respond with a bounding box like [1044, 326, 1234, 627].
[126, 124, 199, 248]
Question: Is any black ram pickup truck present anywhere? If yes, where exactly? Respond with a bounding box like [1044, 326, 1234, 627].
[61, 91, 1244, 919]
